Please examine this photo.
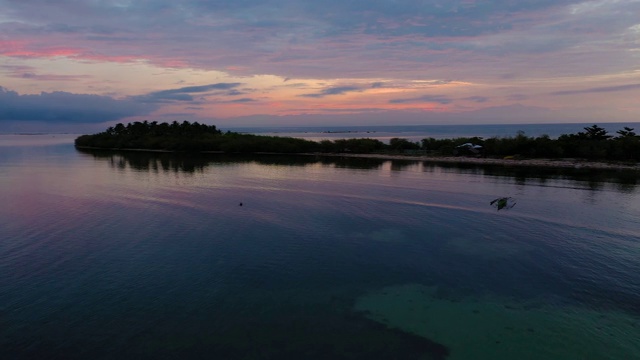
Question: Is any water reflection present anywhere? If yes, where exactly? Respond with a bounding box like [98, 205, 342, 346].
[76, 149, 388, 172]
[422, 162, 639, 192]
[390, 160, 417, 172]
[77, 149, 639, 191]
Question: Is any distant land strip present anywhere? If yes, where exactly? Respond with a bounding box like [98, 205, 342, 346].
[75, 121, 640, 170]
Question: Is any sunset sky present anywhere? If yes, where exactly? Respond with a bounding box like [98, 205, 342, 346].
[1, 0, 639, 132]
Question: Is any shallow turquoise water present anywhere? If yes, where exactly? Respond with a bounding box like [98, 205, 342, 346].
[1, 135, 639, 359]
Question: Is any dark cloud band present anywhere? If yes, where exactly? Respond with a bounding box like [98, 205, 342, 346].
[0, 87, 154, 123]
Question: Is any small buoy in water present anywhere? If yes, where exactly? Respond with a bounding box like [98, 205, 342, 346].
[239, 202, 243, 206]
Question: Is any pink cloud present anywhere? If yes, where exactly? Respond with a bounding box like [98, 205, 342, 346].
[158, 59, 191, 68]
[77, 52, 142, 63]
[0, 40, 81, 58]
[0, 40, 142, 63]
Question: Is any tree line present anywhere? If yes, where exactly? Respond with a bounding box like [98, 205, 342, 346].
[420, 125, 639, 161]
[75, 122, 640, 161]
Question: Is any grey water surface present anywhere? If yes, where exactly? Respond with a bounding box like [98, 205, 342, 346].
[1, 135, 639, 359]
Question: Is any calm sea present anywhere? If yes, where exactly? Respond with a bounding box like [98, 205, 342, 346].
[229, 122, 640, 143]
[1, 134, 640, 359]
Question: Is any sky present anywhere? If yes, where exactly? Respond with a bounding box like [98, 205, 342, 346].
[1, 0, 639, 132]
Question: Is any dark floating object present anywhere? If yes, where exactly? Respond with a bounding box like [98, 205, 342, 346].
[239, 202, 243, 206]
[490, 197, 516, 211]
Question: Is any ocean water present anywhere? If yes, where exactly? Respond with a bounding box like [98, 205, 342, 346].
[1, 134, 640, 359]
[229, 122, 640, 143]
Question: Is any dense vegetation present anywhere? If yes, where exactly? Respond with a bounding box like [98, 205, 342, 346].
[74, 120, 320, 153]
[420, 125, 640, 161]
[76, 121, 640, 162]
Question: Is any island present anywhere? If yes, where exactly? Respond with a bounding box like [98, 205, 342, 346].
[75, 121, 640, 170]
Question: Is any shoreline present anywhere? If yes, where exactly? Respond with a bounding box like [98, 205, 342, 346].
[76, 146, 640, 171]
[317, 153, 640, 171]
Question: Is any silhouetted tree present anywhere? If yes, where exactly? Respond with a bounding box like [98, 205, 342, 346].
[616, 127, 637, 138]
[582, 124, 611, 140]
